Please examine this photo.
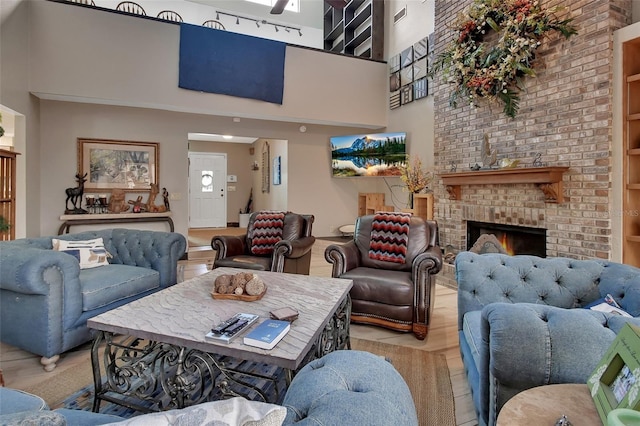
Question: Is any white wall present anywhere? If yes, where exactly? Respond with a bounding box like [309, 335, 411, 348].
[377, 0, 436, 207]
[250, 138, 287, 212]
[38, 100, 391, 238]
[2, 0, 434, 238]
[0, 0, 39, 238]
[385, 0, 435, 165]
[28, 0, 387, 129]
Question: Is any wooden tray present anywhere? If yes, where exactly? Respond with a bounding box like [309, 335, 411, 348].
[210, 287, 266, 301]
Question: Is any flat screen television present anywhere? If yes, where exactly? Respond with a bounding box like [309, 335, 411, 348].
[330, 132, 407, 177]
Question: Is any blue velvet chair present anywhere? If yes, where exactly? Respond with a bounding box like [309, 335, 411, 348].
[0, 228, 186, 371]
[456, 252, 640, 426]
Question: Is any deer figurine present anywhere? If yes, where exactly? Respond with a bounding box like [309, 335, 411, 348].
[65, 173, 88, 213]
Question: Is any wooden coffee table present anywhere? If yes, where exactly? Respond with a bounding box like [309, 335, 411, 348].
[87, 268, 352, 413]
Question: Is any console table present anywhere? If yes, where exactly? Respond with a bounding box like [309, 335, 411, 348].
[58, 212, 174, 235]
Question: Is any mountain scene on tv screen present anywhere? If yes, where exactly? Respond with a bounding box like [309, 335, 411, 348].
[330, 132, 407, 177]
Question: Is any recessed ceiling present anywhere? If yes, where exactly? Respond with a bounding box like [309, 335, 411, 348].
[188, 133, 258, 143]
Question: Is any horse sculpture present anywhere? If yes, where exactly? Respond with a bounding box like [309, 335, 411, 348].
[65, 173, 88, 213]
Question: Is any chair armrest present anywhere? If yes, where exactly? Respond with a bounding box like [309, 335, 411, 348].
[410, 246, 443, 333]
[0, 246, 80, 295]
[0, 246, 83, 357]
[274, 236, 316, 259]
[324, 241, 361, 277]
[212, 235, 247, 260]
[412, 246, 443, 278]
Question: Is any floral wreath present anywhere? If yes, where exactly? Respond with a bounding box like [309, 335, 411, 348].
[431, 0, 577, 118]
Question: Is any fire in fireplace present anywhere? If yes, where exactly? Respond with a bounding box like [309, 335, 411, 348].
[466, 221, 546, 257]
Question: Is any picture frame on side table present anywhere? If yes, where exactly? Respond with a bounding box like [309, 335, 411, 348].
[78, 138, 159, 191]
[588, 323, 640, 424]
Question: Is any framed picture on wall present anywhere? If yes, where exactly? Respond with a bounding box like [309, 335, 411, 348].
[78, 138, 159, 191]
[273, 155, 281, 185]
[400, 46, 414, 69]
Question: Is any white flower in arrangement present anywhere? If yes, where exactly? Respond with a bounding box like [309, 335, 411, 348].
[589, 364, 608, 397]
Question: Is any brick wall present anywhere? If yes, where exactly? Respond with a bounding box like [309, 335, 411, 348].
[432, 0, 632, 259]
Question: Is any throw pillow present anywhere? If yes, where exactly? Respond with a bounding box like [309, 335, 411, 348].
[250, 211, 286, 255]
[52, 237, 111, 269]
[103, 397, 286, 426]
[368, 211, 412, 264]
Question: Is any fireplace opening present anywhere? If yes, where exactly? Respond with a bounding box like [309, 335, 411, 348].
[466, 221, 546, 257]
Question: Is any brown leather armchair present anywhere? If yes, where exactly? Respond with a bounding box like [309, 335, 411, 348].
[212, 212, 315, 275]
[324, 215, 442, 340]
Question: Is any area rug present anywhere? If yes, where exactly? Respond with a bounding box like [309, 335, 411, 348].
[350, 339, 456, 426]
[25, 339, 455, 426]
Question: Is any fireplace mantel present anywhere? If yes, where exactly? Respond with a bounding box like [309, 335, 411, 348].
[440, 166, 570, 203]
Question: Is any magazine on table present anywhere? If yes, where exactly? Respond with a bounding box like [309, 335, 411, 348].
[589, 294, 632, 318]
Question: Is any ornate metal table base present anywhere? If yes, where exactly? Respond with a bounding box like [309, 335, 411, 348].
[90, 295, 351, 413]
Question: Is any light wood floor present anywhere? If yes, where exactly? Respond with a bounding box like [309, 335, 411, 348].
[0, 230, 478, 426]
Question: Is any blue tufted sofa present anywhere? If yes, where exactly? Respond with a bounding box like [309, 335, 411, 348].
[0, 350, 418, 426]
[0, 229, 186, 371]
[455, 252, 640, 426]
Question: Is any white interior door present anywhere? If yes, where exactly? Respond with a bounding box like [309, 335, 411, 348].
[189, 152, 227, 228]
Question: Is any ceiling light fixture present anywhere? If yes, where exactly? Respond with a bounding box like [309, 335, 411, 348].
[223, 135, 233, 139]
[215, 11, 301, 35]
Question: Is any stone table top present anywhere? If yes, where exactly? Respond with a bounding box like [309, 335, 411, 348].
[88, 268, 353, 371]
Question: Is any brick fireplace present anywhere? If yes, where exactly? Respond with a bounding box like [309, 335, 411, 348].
[432, 0, 632, 262]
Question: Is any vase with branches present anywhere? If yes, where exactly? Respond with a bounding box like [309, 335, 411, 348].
[400, 156, 433, 208]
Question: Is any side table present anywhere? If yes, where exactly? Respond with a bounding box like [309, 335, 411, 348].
[496, 384, 601, 426]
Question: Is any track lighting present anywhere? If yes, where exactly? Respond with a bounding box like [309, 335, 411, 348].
[213, 11, 301, 36]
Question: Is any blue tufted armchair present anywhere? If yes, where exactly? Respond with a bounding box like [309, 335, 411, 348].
[0, 229, 186, 371]
[455, 252, 640, 426]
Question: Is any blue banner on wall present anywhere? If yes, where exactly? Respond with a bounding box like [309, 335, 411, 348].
[179, 23, 286, 105]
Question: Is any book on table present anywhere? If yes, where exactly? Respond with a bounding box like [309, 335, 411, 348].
[243, 319, 290, 350]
